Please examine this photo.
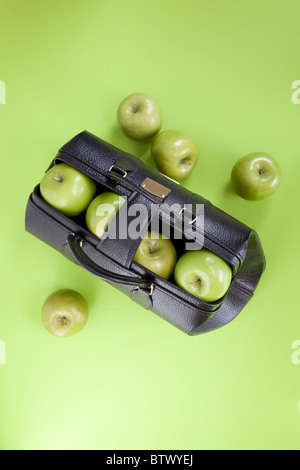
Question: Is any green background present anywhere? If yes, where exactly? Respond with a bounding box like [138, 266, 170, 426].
[0, 0, 300, 451]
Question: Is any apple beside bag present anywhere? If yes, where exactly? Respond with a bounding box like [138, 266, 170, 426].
[25, 131, 266, 335]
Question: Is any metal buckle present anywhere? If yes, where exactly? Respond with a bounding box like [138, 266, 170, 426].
[148, 283, 154, 296]
[178, 207, 198, 225]
[108, 165, 128, 178]
[137, 283, 154, 297]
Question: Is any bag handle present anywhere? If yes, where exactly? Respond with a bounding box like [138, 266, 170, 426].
[67, 233, 154, 291]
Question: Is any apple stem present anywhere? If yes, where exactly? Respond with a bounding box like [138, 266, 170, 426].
[54, 176, 64, 183]
[147, 242, 153, 253]
[147, 241, 158, 254]
[180, 157, 192, 167]
[52, 170, 63, 183]
[191, 278, 202, 287]
[132, 103, 139, 113]
[56, 316, 69, 327]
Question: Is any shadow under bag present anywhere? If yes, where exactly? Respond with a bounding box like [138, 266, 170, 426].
[25, 131, 266, 335]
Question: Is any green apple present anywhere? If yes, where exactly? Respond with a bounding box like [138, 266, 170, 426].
[174, 249, 232, 302]
[40, 163, 97, 217]
[133, 231, 177, 280]
[42, 289, 88, 337]
[231, 152, 281, 200]
[117, 92, 162, 141]
[150, 130, 198, 180]
[86, 192, 126, 238]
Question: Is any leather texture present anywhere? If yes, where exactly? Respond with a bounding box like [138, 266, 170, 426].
[25, 131, 266, 335]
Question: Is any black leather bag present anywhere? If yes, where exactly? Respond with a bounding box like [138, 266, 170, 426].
[25, 131, 266, 335]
